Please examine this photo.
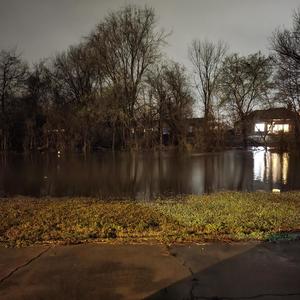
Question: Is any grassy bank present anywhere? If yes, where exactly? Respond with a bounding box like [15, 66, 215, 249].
[1, 192, 300, 247]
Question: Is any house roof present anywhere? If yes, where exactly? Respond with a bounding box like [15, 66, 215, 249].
[247, 107, 298, 121]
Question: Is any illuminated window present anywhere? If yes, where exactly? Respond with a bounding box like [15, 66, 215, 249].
[272, 124, 289, 133]
[255, 123, 265, 132]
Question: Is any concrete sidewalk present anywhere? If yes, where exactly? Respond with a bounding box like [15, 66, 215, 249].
[0, 241, 300, 300]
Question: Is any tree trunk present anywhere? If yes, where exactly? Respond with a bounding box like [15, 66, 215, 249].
[294, 116, 300, 147]
[3, 132, 7, 152]
[112, 124, 116, 152]
[241, 120, 248, 149]
[82, 134, 87, 154]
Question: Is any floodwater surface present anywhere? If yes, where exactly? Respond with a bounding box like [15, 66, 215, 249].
[0, 148, 299, 199]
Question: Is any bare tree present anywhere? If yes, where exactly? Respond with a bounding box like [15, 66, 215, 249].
[147, 64, 169, 147]
[272, 8, 300, 141]
[272, 9, 300, 65]
[169, 65, 194, 147]
[87, 5, 167, 148]
[21, 62, 49, 151]
[219, 53, 272, 148]
[188, 40, 227, 120]
[0, 49, 28, 114]
[151, 62, 194, 148]
[50, 44, 98, 105]
[46, 44, 104, 152]
[0, 48, 28, 151]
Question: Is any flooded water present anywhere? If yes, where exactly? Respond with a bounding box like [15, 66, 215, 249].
[0, 148, 300, 199]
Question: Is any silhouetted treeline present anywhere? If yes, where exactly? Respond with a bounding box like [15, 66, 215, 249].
[1, 5, 300, 152]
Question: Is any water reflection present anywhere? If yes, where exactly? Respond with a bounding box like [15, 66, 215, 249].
[253, 147, 291, 190]
[0, 149, 299, 199]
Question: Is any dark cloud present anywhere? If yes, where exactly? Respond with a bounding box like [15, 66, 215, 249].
[0, 0, 299, 66]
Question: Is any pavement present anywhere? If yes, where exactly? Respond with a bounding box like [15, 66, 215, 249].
[0, 241, 300, 300]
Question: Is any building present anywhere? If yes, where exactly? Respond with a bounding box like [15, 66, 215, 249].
[235, 107, 299, 146]
[161, 118, 205, 145]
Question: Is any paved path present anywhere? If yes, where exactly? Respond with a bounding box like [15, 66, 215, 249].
[0, 241, 300, 299]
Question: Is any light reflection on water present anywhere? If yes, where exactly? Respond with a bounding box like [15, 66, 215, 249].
[253, 147, 290, 188]
[0, 149, 299, 199]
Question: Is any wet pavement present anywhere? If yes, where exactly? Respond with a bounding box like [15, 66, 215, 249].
[1, 241, 300, 300]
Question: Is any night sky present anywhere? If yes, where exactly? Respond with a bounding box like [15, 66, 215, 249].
[0, 0, 300, 67]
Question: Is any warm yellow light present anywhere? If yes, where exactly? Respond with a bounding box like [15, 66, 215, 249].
[282, 153, 289, 184]
[272, 123, 289, 133]
[255, 123, 265, 132]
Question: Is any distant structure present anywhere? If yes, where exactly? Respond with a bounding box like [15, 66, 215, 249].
[161, 118, 205, 145]
[235, 107, 299, 146]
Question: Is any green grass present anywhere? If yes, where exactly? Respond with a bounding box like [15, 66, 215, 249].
[1, 192, 300, 247]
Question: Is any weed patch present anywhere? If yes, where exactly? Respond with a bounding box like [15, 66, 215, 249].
[1, 192, 300, 247]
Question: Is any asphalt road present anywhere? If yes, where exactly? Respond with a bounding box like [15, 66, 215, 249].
[1, 241, 300, 300]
